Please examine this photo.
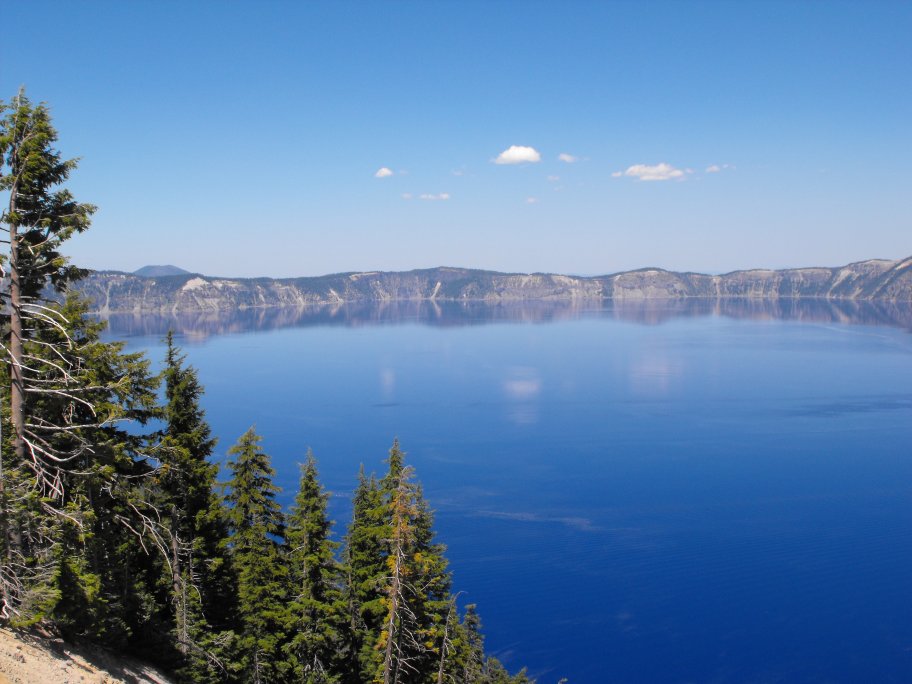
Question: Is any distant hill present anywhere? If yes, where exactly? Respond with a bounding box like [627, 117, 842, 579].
[73, 256, 912, 314]
[133, 265, 190, 278]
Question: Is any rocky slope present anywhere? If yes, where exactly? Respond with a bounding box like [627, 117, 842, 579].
[0, 627, 173, 684]
[73, 257, 912, 314]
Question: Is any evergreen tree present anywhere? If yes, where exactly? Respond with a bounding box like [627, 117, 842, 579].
[456, 604, 485, 683]
[0, 91, 97, 621]
[411, 494, 452, 679]
[224, 427, 289, 684]
[374, 440, 453, 684]
[342, 466, 388, 682]
[377, 462, 420, 684]
[447, 604, 533, 684]
[159, 331, 236, 682]
[482, 658, 532, 684]
[1, 295, 160, 643]
[284, 449, 344, 682]
[0, 90, 95, 466]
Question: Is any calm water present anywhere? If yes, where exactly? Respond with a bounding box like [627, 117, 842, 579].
[105, 300, 912, 683]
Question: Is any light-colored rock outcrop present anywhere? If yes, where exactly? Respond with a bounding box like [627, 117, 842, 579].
[70, 257, 912, 314]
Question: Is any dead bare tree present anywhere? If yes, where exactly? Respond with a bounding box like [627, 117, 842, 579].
[436, 592, 463, 684]
[381, 466, 426, 684]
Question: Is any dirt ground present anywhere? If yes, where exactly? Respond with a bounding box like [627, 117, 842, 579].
[0, 627, 173, 684]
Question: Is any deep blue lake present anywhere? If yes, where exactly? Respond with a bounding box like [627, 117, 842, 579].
[104, 299, 912, 683]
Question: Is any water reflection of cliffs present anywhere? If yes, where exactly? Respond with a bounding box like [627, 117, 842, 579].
[100, 298, 912, 341]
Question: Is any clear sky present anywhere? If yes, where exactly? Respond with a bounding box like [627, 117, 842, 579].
[2, 1, 910, 278]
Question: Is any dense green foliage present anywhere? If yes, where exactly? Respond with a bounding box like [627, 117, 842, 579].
[0, 92, 533, 683]
[3, 337, 534, 683]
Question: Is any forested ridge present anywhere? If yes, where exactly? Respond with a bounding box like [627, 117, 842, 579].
[0, 92, 533, 682]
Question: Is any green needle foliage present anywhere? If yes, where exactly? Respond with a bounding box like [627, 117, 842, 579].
[0, 89, 94, 300]
[223, 427, 289, 684]
[285, 450, 345, 682]
[1, 294, 161, 640]
[0, 91, 537, 683]
[343, 466, 388, 682]
[375, 441, 454, 684]
[159, 331, 236, 682]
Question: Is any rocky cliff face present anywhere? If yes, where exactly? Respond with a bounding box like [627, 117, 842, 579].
[72, 257, 912, 314]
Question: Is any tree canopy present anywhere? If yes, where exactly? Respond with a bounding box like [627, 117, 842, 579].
[0, 91, 537, 682]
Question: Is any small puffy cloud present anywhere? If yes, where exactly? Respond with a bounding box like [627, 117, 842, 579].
[611, 171, 623, 178]
[494, 145, 541, 165]
[705, 164, 721, 173]
[375, 167, 394, 178]
[526, 197, 539, 204]
[621, 163, 686, 182]
[558, 152, 578, 163]
[420, 192, 450, 201]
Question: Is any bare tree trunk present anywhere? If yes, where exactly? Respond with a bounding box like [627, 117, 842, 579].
[382, 546, 402, 684]
[171, 509, 187, 655]
[7, 184, 24, 464]
[0, 417, 9, 620]
[436, 602, 454, 684]
[253, 648, 263, 684]
[1, 185, 22, 620]
[383, 476, 413, 684]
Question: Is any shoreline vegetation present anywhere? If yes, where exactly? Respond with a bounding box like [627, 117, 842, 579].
[0, 92, 533, 682]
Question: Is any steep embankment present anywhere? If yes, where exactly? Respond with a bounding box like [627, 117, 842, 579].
[74, 257, 912, 314]
[0, 627, 173, 684]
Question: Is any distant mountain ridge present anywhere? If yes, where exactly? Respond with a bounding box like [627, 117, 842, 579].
[74, 257, 912, 313]
[132, 264, 190, 277]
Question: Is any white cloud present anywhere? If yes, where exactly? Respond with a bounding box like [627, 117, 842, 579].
[558, 152, 578, 163]
[374, 167, 394, 178]
[705, 164, 721, 173]
[547, 175, 560, 182]
[526, 197, 539, 204]
[401, 193, 413, 200]
[611, 171, 623, 178]
[493, 145, 541, 165]
[621, 163, 686, 182]
[419, 192, 450, 201]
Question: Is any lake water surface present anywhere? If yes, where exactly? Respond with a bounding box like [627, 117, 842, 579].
[105, 299, 912, 683]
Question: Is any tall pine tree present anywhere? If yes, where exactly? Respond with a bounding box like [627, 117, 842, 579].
[223, 427, 288, 684]
[284, 449, 344, 682]
[374, 440, 453, 684]
[159, 332, 236, 681]
[343, 466, 388, 682]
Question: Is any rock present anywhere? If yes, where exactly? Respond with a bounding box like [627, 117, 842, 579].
[68, 257, 912, 314]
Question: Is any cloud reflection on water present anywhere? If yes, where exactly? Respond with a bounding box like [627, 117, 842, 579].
[502, 366, 542, 425]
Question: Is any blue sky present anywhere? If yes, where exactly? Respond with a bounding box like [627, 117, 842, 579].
[2, 1, 910, 277]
